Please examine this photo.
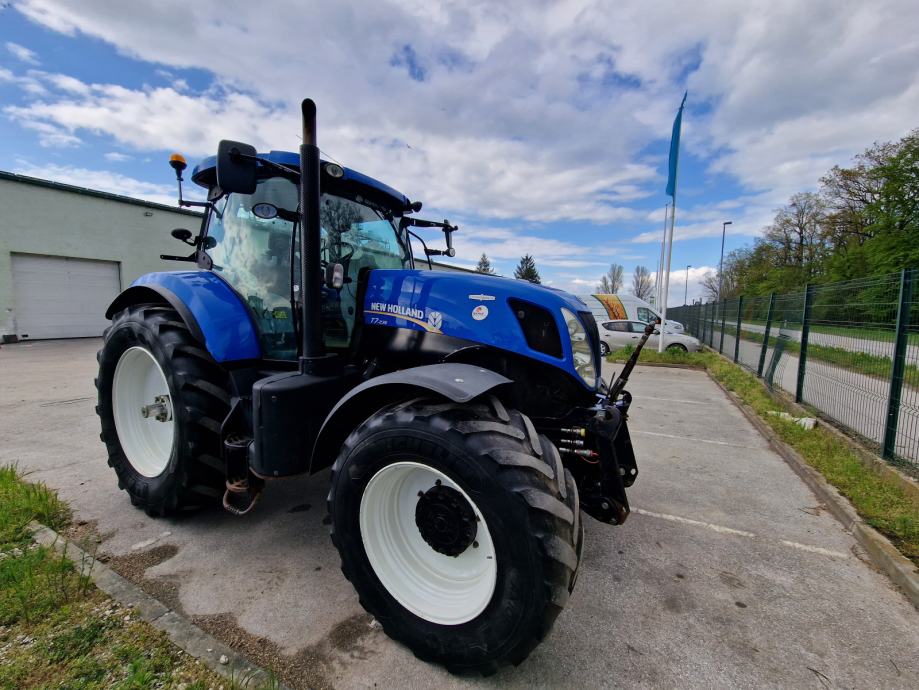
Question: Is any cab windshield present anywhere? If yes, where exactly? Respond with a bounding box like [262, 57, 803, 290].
[204, 176, 411, 359]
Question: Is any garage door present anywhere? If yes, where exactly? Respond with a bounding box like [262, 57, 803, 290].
[11, 253, 120, 339]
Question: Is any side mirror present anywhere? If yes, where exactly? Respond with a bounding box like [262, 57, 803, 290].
[171, 228, 193, 244]
[443, 221, 457, 257]
[216, 140, 257, 195]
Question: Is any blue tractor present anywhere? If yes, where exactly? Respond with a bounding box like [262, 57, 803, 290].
[96, 100, 652, 673]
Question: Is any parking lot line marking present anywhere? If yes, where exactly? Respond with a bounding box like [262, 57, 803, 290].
[634, 508, 756, 537]
[630, 429, 763, 449]
[633, 508, 849, 559]
[639, 395, 714, 405]
[778, 540, 849, 558]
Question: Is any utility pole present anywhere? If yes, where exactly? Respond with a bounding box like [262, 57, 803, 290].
[684, 265, 691, 305]
[718, 220, 733, 300]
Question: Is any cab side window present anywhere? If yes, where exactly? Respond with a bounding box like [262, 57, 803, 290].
[636, 307, 656, 324]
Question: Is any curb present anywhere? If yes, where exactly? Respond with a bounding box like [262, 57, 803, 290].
[701, 344, 919, 503]
[606, 359, 703, 370]
[766, 384, 919, 506]
[707, 378, 919, 611]
[29, 521, 290, 690]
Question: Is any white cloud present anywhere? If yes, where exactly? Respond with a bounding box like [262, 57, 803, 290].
[103, 151, 132, 162]
[5, 0, 919, 245]
[5, 42, 40, 65]
[660, 264, 715, 307]
[0, 66, 47, 96]
[12, 162, 182, 206]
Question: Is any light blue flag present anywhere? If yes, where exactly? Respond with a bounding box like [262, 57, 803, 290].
[665, 91, 687, 198]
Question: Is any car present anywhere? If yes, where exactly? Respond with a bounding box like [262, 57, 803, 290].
[597, 320, 701, 356]
[579, 293, 685, 334]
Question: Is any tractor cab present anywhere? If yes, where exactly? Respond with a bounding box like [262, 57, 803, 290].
[187, 153, 417, 358]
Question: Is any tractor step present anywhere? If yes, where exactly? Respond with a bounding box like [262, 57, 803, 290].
[222, 474, 264, 516]
[221, 432, 262, 516]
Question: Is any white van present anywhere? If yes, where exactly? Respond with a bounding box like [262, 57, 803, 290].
[578, 293, 685, 333]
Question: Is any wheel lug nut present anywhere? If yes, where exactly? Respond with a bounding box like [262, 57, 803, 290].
[473, 541, 479, 548]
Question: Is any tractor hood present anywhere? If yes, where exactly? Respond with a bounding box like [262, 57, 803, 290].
[363, 269, 600, 389]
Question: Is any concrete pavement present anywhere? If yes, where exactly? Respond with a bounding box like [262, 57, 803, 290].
[2, 339, 918, 689]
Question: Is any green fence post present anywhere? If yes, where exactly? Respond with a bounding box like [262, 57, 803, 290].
[734, 296, 743, 363]
[698, 303, 703, 340]
[757, 292, 776, 377]
[704, 302, 710, 346]
[883, 269, 914, 459]
[795, 284, 815, 403]
[710, 302, 715, 347]
[705, 302, 715, 347]
[718, 299, 726, 353]
[707, 302, 713, 347]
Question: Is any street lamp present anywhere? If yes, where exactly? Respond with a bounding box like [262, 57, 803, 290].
[718, 220, 733, 300]
[684, 265, 691, 305]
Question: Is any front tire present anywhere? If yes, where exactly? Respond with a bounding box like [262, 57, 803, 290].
[599, 341, 610, 356]
[328, 397, 581, 674]
[96, 304, 230, 516]
[666, 342, 688, 352]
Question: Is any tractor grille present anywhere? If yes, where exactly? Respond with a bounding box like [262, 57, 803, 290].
[510, 299, 563, 358]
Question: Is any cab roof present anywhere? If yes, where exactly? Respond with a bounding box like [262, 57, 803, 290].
[191, 150, 412, 213]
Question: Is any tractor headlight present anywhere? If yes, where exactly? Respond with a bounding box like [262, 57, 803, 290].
[561, 308, 597, 387]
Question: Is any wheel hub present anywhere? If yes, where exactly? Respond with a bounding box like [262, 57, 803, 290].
[140, 394, 172, 422]
[415, 483, 478, 557]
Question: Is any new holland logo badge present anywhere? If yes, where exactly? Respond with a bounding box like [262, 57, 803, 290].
[426, 310, 443, 330]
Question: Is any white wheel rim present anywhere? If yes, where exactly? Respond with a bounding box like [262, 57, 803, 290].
[359, 461, 497, 625]
[113, 346, 175, 478]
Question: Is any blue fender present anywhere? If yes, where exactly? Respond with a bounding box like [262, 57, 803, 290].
[106, 271, 261, 363]
[310, 363, 512, 471]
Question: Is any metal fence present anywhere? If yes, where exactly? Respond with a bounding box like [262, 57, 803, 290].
[668, 268, 919, 473]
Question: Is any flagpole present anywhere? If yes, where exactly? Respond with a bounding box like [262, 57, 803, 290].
[656, 203, 669, 307]
[658, 177, 677, 352]
[659, 93, 686, 353]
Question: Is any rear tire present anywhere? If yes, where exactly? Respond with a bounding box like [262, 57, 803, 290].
[599, 341, 610, 356]
[328, 397, 581, 674]
[96, 304, 230, 516]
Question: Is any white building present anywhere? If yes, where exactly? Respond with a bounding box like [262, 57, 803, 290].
[0, 170, 472, 342]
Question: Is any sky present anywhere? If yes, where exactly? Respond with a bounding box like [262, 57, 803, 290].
[2, 0, 918, 305]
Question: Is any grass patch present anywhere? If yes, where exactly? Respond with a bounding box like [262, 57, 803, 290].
[0, 465, 276, 689]
[607, 347, 919, 565]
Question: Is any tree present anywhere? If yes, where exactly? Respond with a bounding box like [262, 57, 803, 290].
[713, 128, 919, 295]
[514, 254, 541, 284]
[700, 270, 721, 302]
[630, 265, 654, 300]
[475, 253, 496, 275]
[596, 263, 624, 293]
